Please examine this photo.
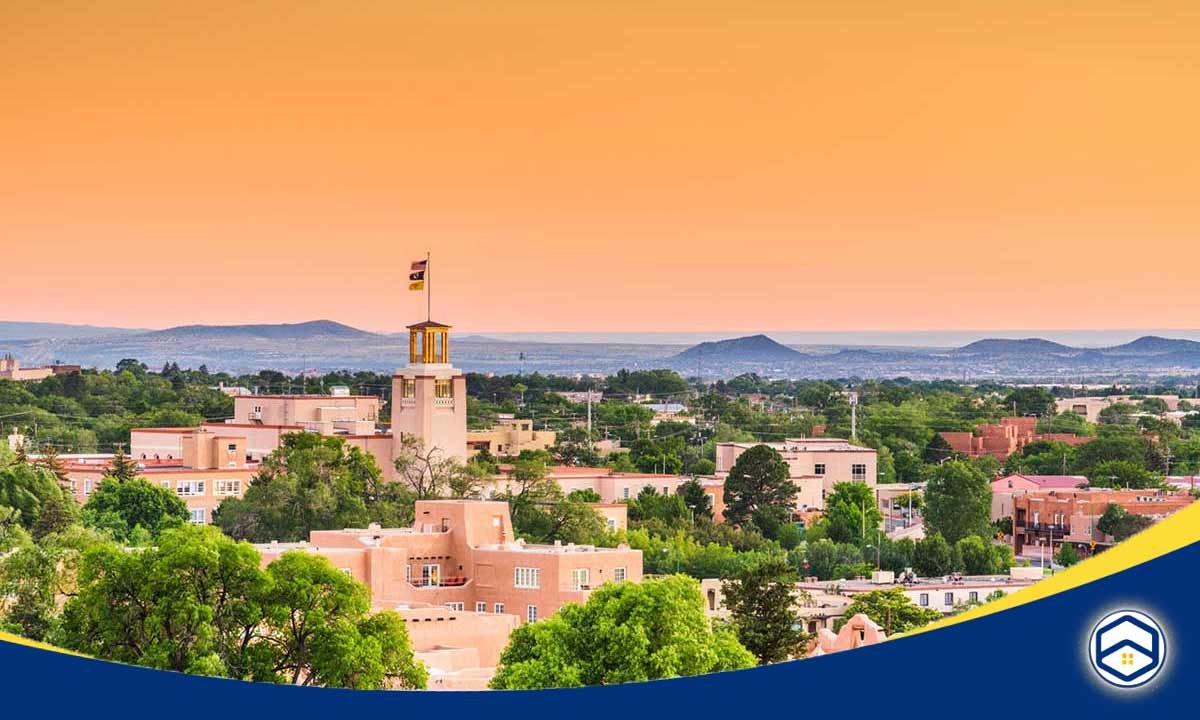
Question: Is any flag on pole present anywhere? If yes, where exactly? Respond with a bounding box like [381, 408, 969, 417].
[409, 258, 427, 290]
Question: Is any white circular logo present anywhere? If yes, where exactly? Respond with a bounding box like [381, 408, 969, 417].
[1088, 610, 1166, 688]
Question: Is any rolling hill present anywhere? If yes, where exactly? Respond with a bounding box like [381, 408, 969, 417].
[671, 334, 803, 364]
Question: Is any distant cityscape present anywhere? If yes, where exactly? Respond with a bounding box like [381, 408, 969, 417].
[2, 316, 1196, 689]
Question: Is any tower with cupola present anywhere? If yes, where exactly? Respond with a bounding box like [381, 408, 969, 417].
[390, 321, 468, 464]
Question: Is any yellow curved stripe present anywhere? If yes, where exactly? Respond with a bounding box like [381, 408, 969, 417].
[904, 499, 1200, 637]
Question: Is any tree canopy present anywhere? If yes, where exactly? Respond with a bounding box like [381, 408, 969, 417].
[490, 575, 755, 688]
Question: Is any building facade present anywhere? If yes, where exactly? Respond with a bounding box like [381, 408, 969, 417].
[714, 438, 877, 511]
[1011, 487, 1194, 558]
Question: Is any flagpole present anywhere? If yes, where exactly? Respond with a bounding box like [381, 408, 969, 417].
[426, 251, 431, 322]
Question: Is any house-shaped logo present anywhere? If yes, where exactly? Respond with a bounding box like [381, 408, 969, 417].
[1088, 610, 1166, 688]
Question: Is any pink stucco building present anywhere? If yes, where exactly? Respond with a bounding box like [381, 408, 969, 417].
[715, 438, 877, 511]
[255, 499, 643, 687]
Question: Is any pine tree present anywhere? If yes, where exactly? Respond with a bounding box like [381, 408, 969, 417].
[107, 447, 139, 483]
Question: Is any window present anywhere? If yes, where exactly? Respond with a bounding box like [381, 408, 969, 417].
[227, 443, 237, 452]
[1033, 511, 1040, 525]
[851, 464, 867, 481]
[526, 605, 538, 623]
[919, 593, 929, 607]
[944, 592, 954, 606]
[514, 567, 541, 589]
[969, 591, 979, 603]
[475, 601, 487, 613]
[494, 603, 505, 614]
[401, 379, 416, 399]
[444, 602, 464, 611]
[340, 568, 352, 576]
[435, 379, 453, 398]
[422, 564, 441, 587]
[606, 518, 617, 531]
[176, 480, 206, 497]
[622, 487, 630, 500]
[214, 479, 241, 496]
[189, 508, 206, 525]
[614, 567, 627, 582]
[83, 479, 93, 496]
[814, 463, 826, 476]
[570, 568, 590, 590]
[160, 480, 171, 490]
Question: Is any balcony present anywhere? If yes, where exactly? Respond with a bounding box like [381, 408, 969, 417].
[1024, 522, 1070, 535]
[410, 576, 470, 590]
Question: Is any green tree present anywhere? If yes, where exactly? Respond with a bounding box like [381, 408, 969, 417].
[260, 551, 427, 689]
[1054, 542, 1079, 567]
[923, 433, 960, 464]
[833, 588, 941, 635]
[106, 447, 139, 482]
[0, 460, 76, 536]
[955, 535, 997, 575]
[1004, 387, 1056, 417]
[55, 526, 425, 689]
[924, 460, 991, 544]
[215, 433, 410, 542]
[722, 445, 798, 537]
[1096, 503, 1155, 542]
[490, 575, 754, 688]
[677, 478, 713, 521]
[822, 482, 883, 545]
[1087, 460, 1162, 490]
[721, 555, 807, 664]
[82, 478, 189, 542]
[913, 533, 954, 577]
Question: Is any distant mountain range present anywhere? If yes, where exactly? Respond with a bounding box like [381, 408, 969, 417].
[137, 320, 378, 341]
[671, 334, 802, 364]
[3, 321, 1200, 380]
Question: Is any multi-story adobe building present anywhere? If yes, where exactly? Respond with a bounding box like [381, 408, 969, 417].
[939, 416, 1089, 462]
[0, 353, 81, 382]
[714, 438, 877, 511]
[58, 429, 259, 525]
[467, 415, 556, 457]
[990, 474, 1088, 522]
[1011, 487, 1194, 559]
[255, 499, 642, 624]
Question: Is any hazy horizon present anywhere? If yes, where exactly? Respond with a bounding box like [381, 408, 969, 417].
[6, 319, 1200, 349]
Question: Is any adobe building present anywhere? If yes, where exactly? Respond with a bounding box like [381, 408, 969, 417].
[467, 415, 556, 457]
[714, 438, 878, 511]
[58, 436, 258, 525]
[0, 353, 81, 382]
[255, 499, 643, 687]
[939, 416, 1089, 461]
[1011, 487, 1194, 559]
[990, 473, 1088, 521]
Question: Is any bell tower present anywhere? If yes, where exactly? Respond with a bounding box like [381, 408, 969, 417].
[391, 321, 468, 465]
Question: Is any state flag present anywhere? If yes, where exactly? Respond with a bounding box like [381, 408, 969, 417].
[411, 259, 428, 271]
[409, 281, 425, 291]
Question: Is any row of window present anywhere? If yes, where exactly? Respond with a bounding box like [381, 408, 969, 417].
[811, 463, 869, 480]
[918, 590, 983, 607]
[440, 602, 539, 622]
[73, 478, 241, 499]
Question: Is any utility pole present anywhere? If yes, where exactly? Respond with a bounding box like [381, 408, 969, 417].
[849, 391, 859, 441]
[586, 390, 593, 450]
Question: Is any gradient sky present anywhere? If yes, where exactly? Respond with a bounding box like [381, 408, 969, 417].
[3, 1, 1200, 333]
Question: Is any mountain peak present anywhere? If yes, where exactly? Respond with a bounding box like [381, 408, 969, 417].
[141, 320, 378, 341]
[672, 334, 802, 363]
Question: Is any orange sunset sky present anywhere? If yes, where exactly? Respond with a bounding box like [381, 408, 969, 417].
[3, 1, 1199, 334]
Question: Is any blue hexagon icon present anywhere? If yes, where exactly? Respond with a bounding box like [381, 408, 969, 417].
[1088, 610, 1166, 688]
